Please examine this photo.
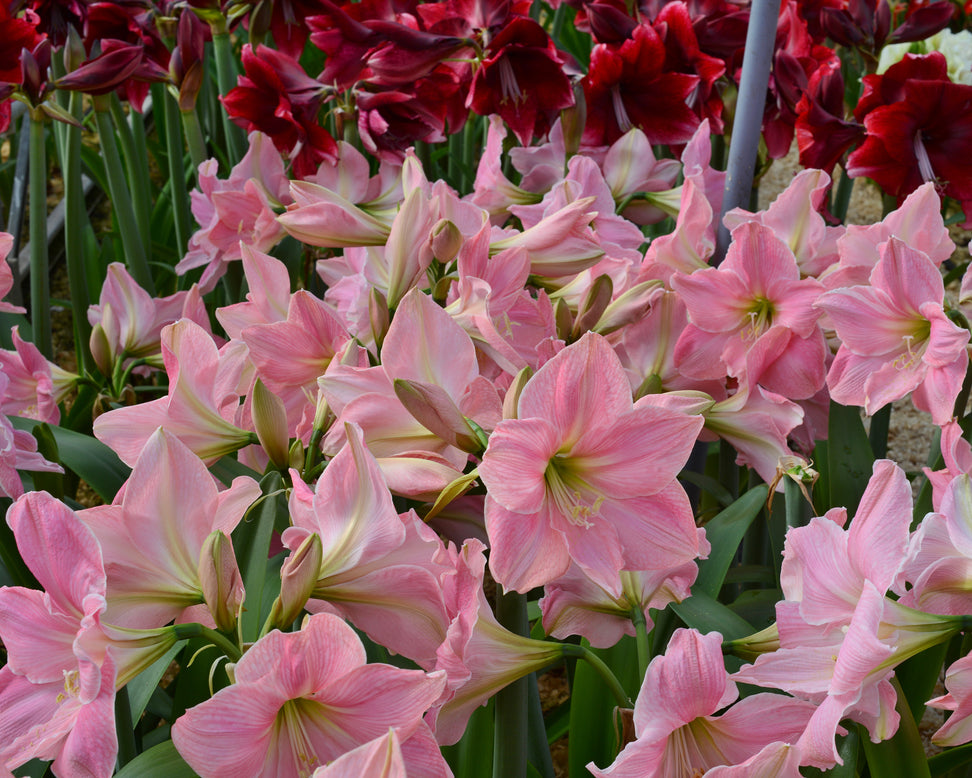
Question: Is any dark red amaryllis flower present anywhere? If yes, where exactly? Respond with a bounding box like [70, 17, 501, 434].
[582, 21, 700, 147]
[356, 87, 444, 160]
[794, 57, 865, 172]
[466, 17, 574, 145]
[10, 0, 80, 47]
[846, 53, 972, 222]
[653, 2, 726, 132]
[56, 39, 168, 110]
[223, 43, 336, 177]
[0, 4, 45, 84]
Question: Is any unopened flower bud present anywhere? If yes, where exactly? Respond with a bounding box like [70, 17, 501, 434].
[199, 530, 245, 633]
[89, 323, 113, 377]
[394, 379, 481, 453]
[268, 532, 322, 629]
[430, 219, 463, 264]
[252, 379, 290, 469]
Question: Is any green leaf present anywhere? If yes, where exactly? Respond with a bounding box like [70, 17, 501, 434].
[10, 417, 130, 502]
[210, 455, 262, 488]
[670, 591, 754, 641]
[695, 484, 769, 597]
[860, 680, 931, 778]
[233, 472, 286, 642]
[826, 401, 875, 513]
[568, 637, 639, 777]
[113, 740, 198, 778]
[802, 729, 861, 776]
[441, 697, 494, 778]
[896, 640, 950, 726]
[930, 742, 972, 775]
[728, 588, 781, 630]
[126, 640, 187, 722]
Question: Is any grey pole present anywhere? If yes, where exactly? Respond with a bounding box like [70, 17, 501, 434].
[714, 0, 782, 265]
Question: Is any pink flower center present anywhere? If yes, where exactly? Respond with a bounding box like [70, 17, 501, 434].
[545, 454, 604, 527]
[743, 297, 775, 340]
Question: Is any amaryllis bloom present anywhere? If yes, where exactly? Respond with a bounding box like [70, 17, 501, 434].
[93, 319, 253, 466]
[223, 44, 336, 178]
[87, 262, 208, 377]
[0, 4, 44, 84]
[430, 540, 566, 745]
[588, 629, 814, 777]
[282, 423, 450, 668]
[0, 374, 63, 500]
[928, 653, 972, 746]
[582, 23, 701, 147]
[723, 168, 843, 278]
[0, 492, 179, 777]
[466, 17, 574, 146]
[79, 428, 260, 630]
[899, 474, 972, 617]
[478, 331, 704, 595]
[0, 232, 25, 314]
[171, 612, 447, 778]
[846, 53, 972, 223]
[310, 727, 452, 778]
[671, 221, 827, 400]
[815, 237, 970, 425]
[539, 560, 702, 648]
[0, 326, 76, 424]
[177, 132, 291, 293]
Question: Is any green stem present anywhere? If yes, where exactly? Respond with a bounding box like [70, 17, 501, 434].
[831, 165, 855, 223]
[28, 110, 51, 359]
[181, 106, 209, 177]
[631, 607, 650, 681]
[303, 427, 325, 480]
[869, 404, 891, 460]
[93, 103, 155, 294]
[526, 674, 556, 778]
[784, 475, 810, 530]
[561, 643, 632, 709]
[109, 94, 151, 257]
[493, 587, 529, 778]
[954, 361, 972, 421]
[173, 622, 243, 662]
[114, 686, 137, 768]
[63, 90, 91, 375]
[159, 86, 192, 257]
[210, 23, 245, 166]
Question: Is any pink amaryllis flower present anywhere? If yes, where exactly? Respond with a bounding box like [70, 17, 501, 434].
[671, 221, 827, 400]
[478, 331, 704, 595]
[0, 232, 24, 313]
[171, 612, 447, 778]
[79, 427, 260, 630]
[283, 423, 450, 669]
[816, 236, 970, 425]
[0, 492, 180, 777]
[93, 319, 253, 466]
[588, 629, 814, 777]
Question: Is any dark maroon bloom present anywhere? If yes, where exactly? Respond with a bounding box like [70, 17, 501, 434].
[654, 2, 726, 132]
[169, 8, 208, 111]
[15, 0, 86, 47]
[222, 43, 336, 177]
[794, 57, 865, 172]
[466, 17, 574, 145]
[571, 0, 639, 44]
[365, 21, 468, 87]
[816, 0, 951, 52]
[853, 50, 948, 120]
[356, 85, 448, 160]
[846, 53, 972, 221]
[0, 4, 45, 84]
[760, 1, 838, 159]
[582, 22, 700, 147]
[56, 40, 167, 95]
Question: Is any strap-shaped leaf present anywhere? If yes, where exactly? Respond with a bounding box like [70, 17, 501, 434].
[694, 484, 769, 598]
